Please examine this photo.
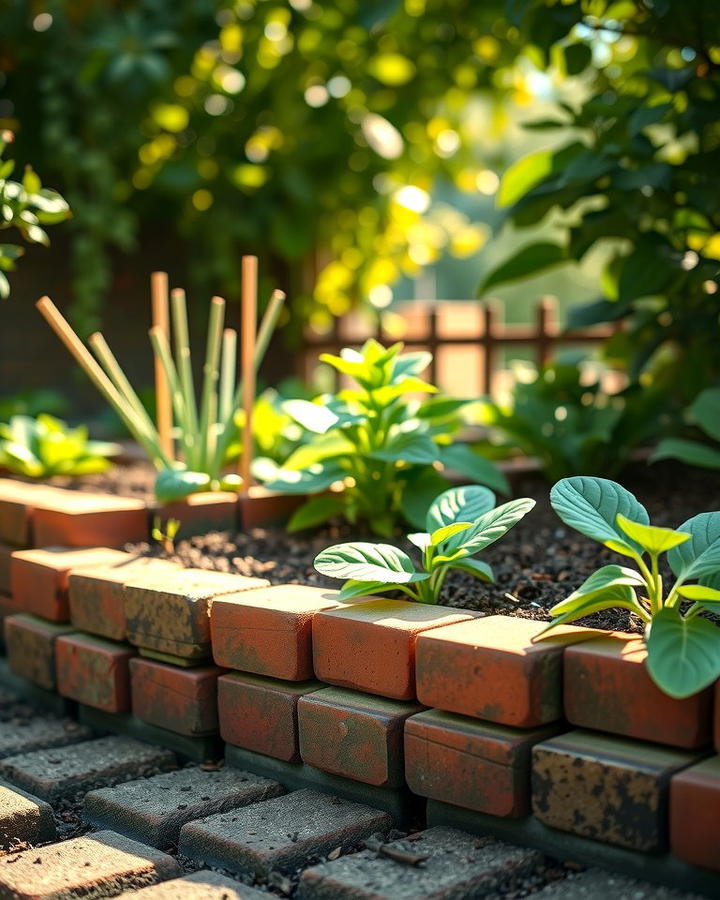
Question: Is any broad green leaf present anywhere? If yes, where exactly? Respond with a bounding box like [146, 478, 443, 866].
[479, 242, 566, 293]
[408, 532, 431, 551]
[283, 433, 354, 470]
[426, 485, 496, 532]
[691, 388, 720, 442]
[416, 397, 468, 420]
[370, 431, 438, 465]
[646, 608, 720, 699]
[537, 584, 643, 636]
[287, 494, 346, 532]
[616, 514, 690, 555]
[372, 378, 436, 406]
[668, 512, 720, 582]
[440, 497, 536, 557]
[391, 350, 432, 380]
[558, 564, 647, 605]
[449, 557, 494, 582]
[430, 522, 473, 545]
[283, 399, 338, 434]
[155, 468, 211, 502]
[550, 477, 649, 556]
[263, 462, 346, 494]
[497, 149, 554, 208]
[314, 542, 430, 584]
[319, 351, 368, 384]
[437, 444, 510, 494]
[336, 580, 398, 601]
[650, 438, 720, 469]
[676, 584, 720, 610]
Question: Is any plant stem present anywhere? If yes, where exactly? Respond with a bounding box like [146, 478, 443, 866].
[650, 553, 663, 614]
[149, 326, 192, 467]
[198, 296, 225, 474]
[171, 289, 200, 469]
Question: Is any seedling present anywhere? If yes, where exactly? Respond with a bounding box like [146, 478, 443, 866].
[151, 515, 181, 555]
[314, 484, 535, 604]
[542, 475, 720, 698]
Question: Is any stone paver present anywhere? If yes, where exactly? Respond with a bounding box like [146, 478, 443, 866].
[0, 781, 56, 849]
[0, 736, 176, 802]
[0, 830, 180, 898]
[85, 765, 284, 848]
[297, 826, 541, 899]
[534, 869, 702, 898]
[179, 788, 392, 878]
[0, 716, 92, 759]
[120, 870, 269, 898]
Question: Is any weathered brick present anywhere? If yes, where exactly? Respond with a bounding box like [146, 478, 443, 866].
[0, 715, 91, 760]
[0, 830, 180, 898]
[298, 826, 541, 900]
[124, 568, 268, 659]
[153, 491, 238, 537]
[211, 584, 367, 680]
[11, 546, 130, 622]
[69, 556, 180, 641]
[0, 542, 12, 594]
[84, 765, 283, 848]
[32, 490, 149, 548]
[124, 870, 269, 898]
[530, 869, 694, 899]
[405, 709, 560, 818]
[0, 781, 56, 849]
[218, 672, 322, 762]
[0, 478, 57, 547]
[180, 788, 392, 878]
[130, 657, 223, 736]
[670, 754, 720, 871]
[565, 634, 714, 748]
[0, 592, 22, 642]
[298, 687, 423, 787]
[313, 599, 475, 700]
[416, 616, 594, 727]
[0, 736, 176, 802]
[4, 613, 75, 690]
[237, 486, 305, 530]
[532, 729, 701, 852]
[55, 632, 135, 713]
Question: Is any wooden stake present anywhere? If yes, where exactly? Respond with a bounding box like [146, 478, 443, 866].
[151, 272, 173, 459]
[240, 255, 258, 493]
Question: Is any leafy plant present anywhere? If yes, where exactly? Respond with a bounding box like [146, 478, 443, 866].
[0, 414, 119, 477]
[314, 484, 535, 604]
[261, 339, 509, 536]
[226, 388, 307, 473]
[652, 388, 720, 470]
[541, 476, 720, 699]
[151, 515, 181, 555]
[0, 132, 70, 298]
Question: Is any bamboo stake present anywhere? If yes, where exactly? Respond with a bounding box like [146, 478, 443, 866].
[170, 288, 199, 469]
[148, 326, 192, 466]
[151, 272, 174, 460]
[240, 256, 258, 493]
[213, 327, 237, 477]
[198, 296, 226, 473]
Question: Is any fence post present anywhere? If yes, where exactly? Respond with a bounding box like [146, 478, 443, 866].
[535, 295, 558, 367]
[481, 300, 501, 396]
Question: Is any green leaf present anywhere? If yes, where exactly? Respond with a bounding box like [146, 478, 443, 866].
[400, 468, 452, 530]
[497, 149, 554, 208]
[283, 433, 354, 470]
[449, 557, 494, 582]
[538, 583, 643, 636]
[676, 584, 720, 611]
[650, 438, 720, 470]
[408, 532, 431, 551]
[563, 42, 592, 76]
[668, 512, 720, 582]
[690, 388, 720, 442]
[155, 469, 211, 502]
[370, 431, 438, 465]
[437, 444, 510, 494]
[479, 242, 566, 293]
[550, 477, 649, 557]
[440, 497, 536, 557]
[314, 542, 430, 584]
[263, 462, 346, 494]
[426, 485, 496, 532]
[283, 399, 338, 434]
[416, 397, 468, 420]
[616, 514, 690, 555]
[0, 270, 9, 298]
[336, 580, 398, 601]
[287, 494, 346, 532]
[430, 522, 474, 545]
[646, 608, 720, 699]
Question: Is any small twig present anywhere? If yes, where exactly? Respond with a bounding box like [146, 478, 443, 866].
[363, 836, 430, 867]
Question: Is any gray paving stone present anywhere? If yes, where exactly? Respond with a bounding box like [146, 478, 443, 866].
[0, 716, 92, 759]
[120, 870, 269, 898]
[0, 736, 176, 802]
[179, 788, 392, 878]
[297, 826, 541, 899]
[534, 869, 703, 899]
[85, 765, 284, 848]
[0, 829, 180, 898]
[0, 780, 56, 849]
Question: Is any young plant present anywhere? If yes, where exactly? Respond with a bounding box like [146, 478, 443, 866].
[0, 414, 120, 477]
[314, 485, 535, 604]
[542, 476, 720, 699]
[262, 339, 509, 536]
[151, 515, 181, 555]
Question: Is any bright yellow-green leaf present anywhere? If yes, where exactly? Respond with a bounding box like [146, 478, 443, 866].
[676, 584, 720, 606]
[616, 513, 690, 555]
[497, 149, 553, 208]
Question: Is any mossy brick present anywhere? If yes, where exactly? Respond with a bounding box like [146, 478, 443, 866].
[69, 556, 180, 641]
[415, 615, 597, 727]
[4, 613, 76, 690]
[298, 687, 423, 788]
[0, 781, 56, 850]
[564, 634, 714, 749]
[0, 735, 176, 802]
[11, 546, 130, 622]
[127, 870, 270, 899]
[130, 657, 223, 736]
[211, 584, 370, 680]
[124, 568, 269, 659]
[532, 729, 702, 852]
[0, 716, 91, 760]
[404, 709, 561, 818]
[312, 599, 475, 700]
[32, 490, 149, 548]
[55, 632, 135, 713]
[670, 754, 720, 871]
[0, 830, 180, 898]
[84, 765, 283, 849]
[297, 826, 541, 900]
[218, 672, 322, 762]
[153, 491, 238, 538]
[179, 788, 392, 879]
[0, 542, 11, 594]
[237, 485, 305, 529]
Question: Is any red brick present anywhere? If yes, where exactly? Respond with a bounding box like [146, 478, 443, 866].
[416, 616, 596, 727]
[670, 755, 720, 870]
[32, 489, 149, 547]
[124, 568, 268, 660]
[4, 613, 75, 690]
[237, 485, 305, 529]
[218, 672, 322, 762]
[0, 478, 59, 547]
[153, 491, 238, 537]
[11, 546, 130, 622]
[211, 584, 369, 680]
[69, 556, 180, 641]
[130, 657, 223, 736]
[312, 599, 475, 700]
[565, 634, 713, 748]
[0, 592, 22, 642]
[298, 686, 423, 787]
[404, 709, 560, 818]
[56, 632, 135, 713]
[0, 542, 12, 594]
